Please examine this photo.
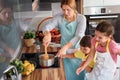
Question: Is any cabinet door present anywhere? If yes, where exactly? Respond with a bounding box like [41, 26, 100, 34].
[104, 0, 120, 6]
[84, 0, 103, 7]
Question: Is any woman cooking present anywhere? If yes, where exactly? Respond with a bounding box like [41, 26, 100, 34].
[42, 0, 87, 80]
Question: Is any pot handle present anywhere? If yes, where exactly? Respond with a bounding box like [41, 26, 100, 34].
[54, 55, 58, 58]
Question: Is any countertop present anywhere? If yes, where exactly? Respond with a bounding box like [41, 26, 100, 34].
[20, 44, 66, 80]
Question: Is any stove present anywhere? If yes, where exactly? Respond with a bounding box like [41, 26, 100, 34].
[20, 52, 60, 69]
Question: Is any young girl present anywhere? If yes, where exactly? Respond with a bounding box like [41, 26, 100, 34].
[76, 21, 120, 80]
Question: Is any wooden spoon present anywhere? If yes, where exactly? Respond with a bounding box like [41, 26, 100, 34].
[44, 45, 49, 60]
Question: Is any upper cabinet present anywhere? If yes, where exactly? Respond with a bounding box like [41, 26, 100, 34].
[104, 0, 120, 6]
[83, 0, 104, 7]
[84, 0, 120, 7]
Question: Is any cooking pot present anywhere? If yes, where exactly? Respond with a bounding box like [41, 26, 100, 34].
[39, 54, 56, 67]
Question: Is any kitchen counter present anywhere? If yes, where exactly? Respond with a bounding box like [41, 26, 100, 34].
[20, 44, 66, 80]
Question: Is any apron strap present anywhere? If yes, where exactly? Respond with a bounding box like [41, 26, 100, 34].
[95, 42, 98, 48]
[106, 38, 111, 52]
[95, 38, 111, 53]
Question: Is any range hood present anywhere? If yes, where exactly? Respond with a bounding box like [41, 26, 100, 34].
[39, 0, 78, 3]
[40, 0, 61, 3]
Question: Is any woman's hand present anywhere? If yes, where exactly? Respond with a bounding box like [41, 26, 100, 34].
[43, 31, 51, 47]
[57, 42, 73, 58]
[57, 46, 67, 58]
[32, 0, 39, 11]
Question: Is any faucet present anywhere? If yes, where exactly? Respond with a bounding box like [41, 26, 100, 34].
[1, 65, 19, 80]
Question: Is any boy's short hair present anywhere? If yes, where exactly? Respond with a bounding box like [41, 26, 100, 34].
[80, 35, 92, 48]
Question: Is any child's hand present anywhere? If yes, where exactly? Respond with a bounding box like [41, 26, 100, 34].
[76, 65, 85, 75]
[80, 61, 85, 66]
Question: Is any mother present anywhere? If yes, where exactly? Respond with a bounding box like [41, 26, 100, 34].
[42, 0, 86, 80]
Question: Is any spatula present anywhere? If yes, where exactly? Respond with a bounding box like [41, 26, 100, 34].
[44, 45, 49, 60]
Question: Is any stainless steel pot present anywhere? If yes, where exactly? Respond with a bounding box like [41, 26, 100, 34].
[39, 54, 55, 67]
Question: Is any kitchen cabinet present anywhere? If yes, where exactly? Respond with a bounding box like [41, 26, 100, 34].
[104, 0, 120, 6]
[83, 0, 104, 7]
[19, 0, 32, 4]
[84, 0, 120, 7]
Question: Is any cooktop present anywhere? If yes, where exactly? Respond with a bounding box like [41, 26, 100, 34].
[20, 52, 60, 69]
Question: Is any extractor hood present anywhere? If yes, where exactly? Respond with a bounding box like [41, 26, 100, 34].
[39, 0, 78, 3]
[40, 0, 61, 3]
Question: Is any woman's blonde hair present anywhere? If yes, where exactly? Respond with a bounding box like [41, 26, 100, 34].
[61, 0, 77, 14]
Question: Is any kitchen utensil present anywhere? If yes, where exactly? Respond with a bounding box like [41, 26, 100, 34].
[39, 54, 55, 67]
[44, 45, 49, 60]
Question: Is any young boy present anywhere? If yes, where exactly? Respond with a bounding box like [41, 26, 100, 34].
[63, 35, 96, 72]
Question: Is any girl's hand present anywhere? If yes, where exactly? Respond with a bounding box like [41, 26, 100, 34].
[43, 31, 51, 47]
[76, 64, 85, 75]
